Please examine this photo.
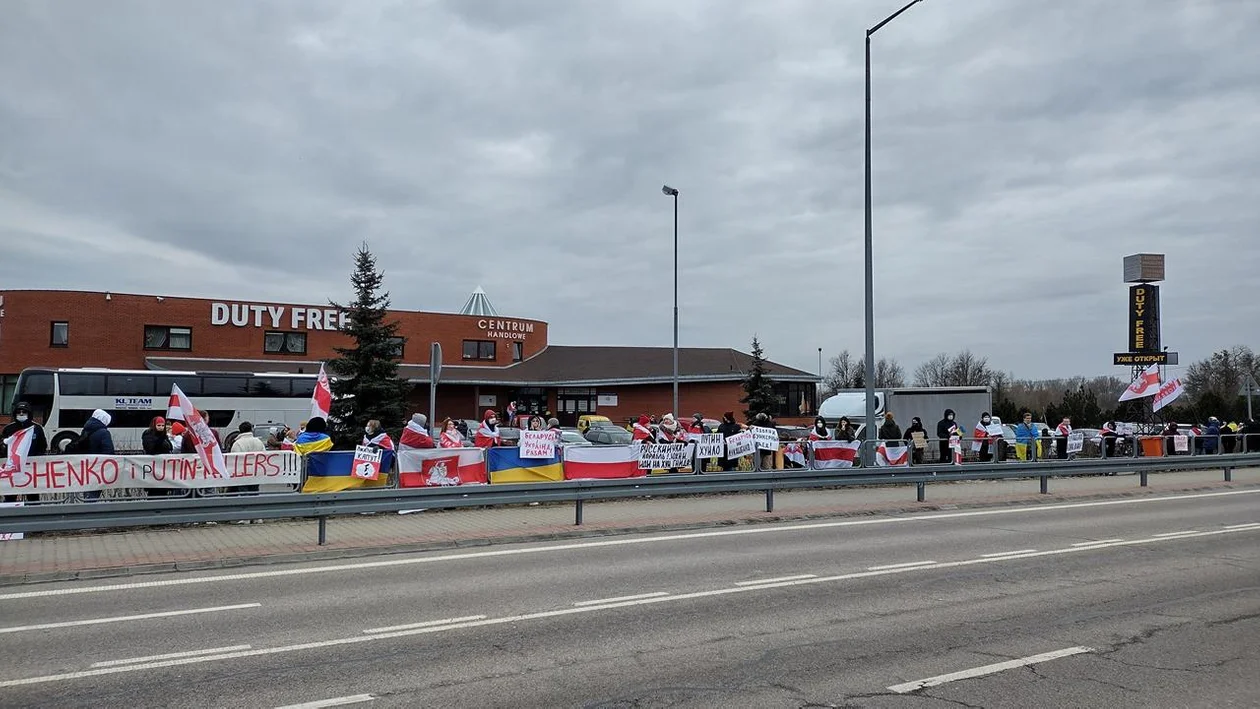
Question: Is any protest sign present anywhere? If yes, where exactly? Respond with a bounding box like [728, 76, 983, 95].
[0, 452, 302, 494]
[725, 431, 756, 459]
[696, 433, 725, 459]
[1066, 432, 1084, 455]
[519, 430, 557, 459]
[1173, 435, 1189, 453]
[751, 426, 779, 451]
[351, 445, 383, 480]
[637, 443, 692, 470]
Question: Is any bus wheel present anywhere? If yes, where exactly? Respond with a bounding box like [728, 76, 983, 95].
[50, 431, 79, 453]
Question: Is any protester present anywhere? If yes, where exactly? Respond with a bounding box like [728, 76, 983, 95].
[1055, 417, 1072, 459]
[293, 416, 333, 456]
[547, 417, 563, 448]
[1162, 421, 1180, 456]
[752, 412, 776, 470]
[362, 419, 394, 450]
[439, 418, 465, 448]
[528, 416, 544, 432]
[1014, 412, 1038, 461]
[936, 409, 957, 464]
[903, 416, 927, 465]
[1100, 421, 1119, 458]
[835, 417, 856, 442]
[281, 425, 297, 451]
[687, 413, 706, 435]
[878, 412, 901, 442]
[631, 415, 653, 443]
[1203, 417, 1221, 454]
[79, 409, 115, 501]
[142, 417, 173, 454]
[230, 421, 266, 504]
[197, 410, 223, 445]
[972, 412, 995, 462]
[169, 421, 187, 452]
[399, 414, 435, 450]
[1243, 419, 1260, 453]
[1, 401, 48, 503]
[717, 411, 742, 472]
[809, 416, 832, 442]
[265, 426, 287, 451]
[1223, 421, 1239, 454]
[474, 409, 501, 448]
[655, 414, 684, 474]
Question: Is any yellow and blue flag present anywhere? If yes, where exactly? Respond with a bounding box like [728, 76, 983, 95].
[487, 447, 563, 484]
[302, 450, 393, 493]
[293, 432, 333, 457]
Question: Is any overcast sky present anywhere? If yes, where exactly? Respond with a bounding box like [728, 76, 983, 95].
[2, 0, 1257, 380]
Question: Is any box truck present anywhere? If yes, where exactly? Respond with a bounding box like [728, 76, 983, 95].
[817, 387, 993, 440]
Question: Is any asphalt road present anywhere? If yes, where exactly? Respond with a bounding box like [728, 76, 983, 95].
[1, 487, 1257, 708]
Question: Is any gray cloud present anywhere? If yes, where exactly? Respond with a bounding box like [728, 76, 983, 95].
[1, 0, 1257, 380]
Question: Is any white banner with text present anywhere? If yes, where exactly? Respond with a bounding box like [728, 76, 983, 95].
[0, 452, 302, 494]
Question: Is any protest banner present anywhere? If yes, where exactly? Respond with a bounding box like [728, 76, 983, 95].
[351, 445, 383, 480]
[696, 433, 725, 459]
[0, 452, 301, 494]
[725, 431, 756, 460]
[751, 426, 779, 451]
[397, 448, 488, 487]
[637, 443, 692, 470]
[1066, 432, 1084, 455]
[0, 501, 22, 541]
[519, 430, 557, 459]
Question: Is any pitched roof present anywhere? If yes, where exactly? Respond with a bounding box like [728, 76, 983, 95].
[458, 286, 498, 317]
[146, 345, 816, 386]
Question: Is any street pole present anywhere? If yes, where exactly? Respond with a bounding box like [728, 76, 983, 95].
[863, 0, 925, 466]
[663, 185, 681, 417]
[818, 347, 823, 378]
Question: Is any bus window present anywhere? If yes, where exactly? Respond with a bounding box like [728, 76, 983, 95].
[155, 375, 201, 397]
[59, 373, 107, 396]
[106, 375, 155, 396]
[14, 370, 54, 423]
[291, 378, 317, 398]
[202, 377, 248, 396]
[251, 378, 292, 397]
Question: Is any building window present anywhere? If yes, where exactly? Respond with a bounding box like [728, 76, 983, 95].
[387, 337, 406, 359]
[557, 388, 596, 415]
[0, 374, 17, 410]
[512, 342, 523, 362]
[144, 325, 192, 350]
[50, 321, 69, 347]
[264, 331, 307, 355]
[774, 382, 817, 418]
[462, 340, 496, 361]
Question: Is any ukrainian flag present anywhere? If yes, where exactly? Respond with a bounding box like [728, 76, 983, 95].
[293, 432, 334, 457]
[487, 447, 564, 484]
[302, 450, 394, 493]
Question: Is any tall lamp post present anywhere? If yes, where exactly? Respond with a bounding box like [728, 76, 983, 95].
[864, 0, 925, 466]
[662, 184, 680, 417]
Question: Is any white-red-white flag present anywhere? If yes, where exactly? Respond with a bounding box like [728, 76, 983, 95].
[1, 426, 35, 475]
[1152, 378, 1185, 412]
[169, 384, 227, 478]
[311, 363, 332, 419]
[1118, 364, 1162, 402]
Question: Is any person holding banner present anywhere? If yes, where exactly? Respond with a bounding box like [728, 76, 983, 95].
[687, 413, 706, 436]
[1055, 417, 1072, 460]
[2, 401, 48, 503]
[717, 411, 741, 472]
[657, 414, 684, 474]
[904, 417, 927, 465]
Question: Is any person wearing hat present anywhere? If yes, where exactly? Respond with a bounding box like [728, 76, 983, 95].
[631, 415, 653, 443]
[142, 416, 174, 455]
[474, 409, 501, 448]
[686, 413, 706, 436]
[399, 413, 435, 450]
[2, 401, 48, 503]
[293, 416, 334, 456]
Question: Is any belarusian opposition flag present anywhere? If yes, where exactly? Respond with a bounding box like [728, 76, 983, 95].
[1152, 378, 1185, 412]
[169, 384, 227, 478]
[1, 426, 35, 475]
[1118, 364, 1161, 401]
[311, 362, 332, 419]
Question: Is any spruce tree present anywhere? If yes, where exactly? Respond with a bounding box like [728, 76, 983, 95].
[740, 336, 778, 422]
[326, 243, 410, 447]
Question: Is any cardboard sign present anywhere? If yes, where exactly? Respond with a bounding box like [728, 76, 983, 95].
[0, 452, 302, 493]
[910, 431, 926, 449]
[351, 445, 383, 480]
[696, 433, 725, 459]
[638, 443, 692, 470]
[750, 426, 779, 451]
[1173, 435, 1189, 453]
[1066, 432, 1084, 455]
[519, 430, 557, 459]
[725, 431, 756, 460]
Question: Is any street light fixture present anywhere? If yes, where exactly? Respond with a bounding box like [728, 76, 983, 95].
[662, 185, 680, 417]
[864, 0, 925, 466]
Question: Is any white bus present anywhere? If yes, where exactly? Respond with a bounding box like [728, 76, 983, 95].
[11, 367, 321, 453]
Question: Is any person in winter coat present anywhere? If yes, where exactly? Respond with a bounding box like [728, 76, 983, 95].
[656, 414, 684, 474]
[716, 411, 742, 472]
[809, 417, 832, 441]
[142, 417, 174, 455]
[439, 418, 465, 449]
[362, 419, 394, 450]
[752, 412, 776, 470]
[877, 412, 901, 442]
[2, 400, 48, 503]
[903, 417, 927, 465]
[835, 417, 856, 442]
[230, 421, 266, 500]
[687, 413, 706, 436]
[399, 414, 435, 450]
[293, 417, 334, 456]
[1055, 417, 1072, 459]
[973, 412, 995, 462]
[1242, 419, 1260, 453]
[1203, 417, 1221, 454]
[631, 415, 654, 443]
[473, 409, 501, 448]
[79, 409, 115, 500]
[1014, 412, 1038, 460]
[937, 409, 958, 464]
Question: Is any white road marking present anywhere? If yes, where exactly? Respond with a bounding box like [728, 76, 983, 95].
[92, 645, 252, 668]
[980, 549, 1037, 557]
[0, 603, 260, 634]
[362, 615, 485, 634]
[867, 561, 937, 571]
[1223, 522, 1260, 529]
[0, 525, 1253, 689]
[573, 592, 669, 606]
[1152, 530, 1200, 537]
[887, 646, 1095, 693]
[1070, 539, 1122, 546]
[2, 489, 1256, 602]
[274, 695, 375, 708]
[734, 574, 817, 586]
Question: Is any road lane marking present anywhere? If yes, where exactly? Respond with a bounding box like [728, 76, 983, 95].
[0, 525, 1254, 689]
[92, 645, 252, 668]
[867, 561, 937, 571]
[1223, 522, 1260, 529]
[275, 695, 375, 708]
[980, 549, 1037, 557]
[3, 488, 1257, 602]
[1152, 531, 1199, 537]
[0, 603, 260, 634]
[887, 646, 1094, 693]
[574, 592, 669, 606]
[734, 574, 817, 586]
[1071, 539, 1122, 546]
[362, 615, 486, 634]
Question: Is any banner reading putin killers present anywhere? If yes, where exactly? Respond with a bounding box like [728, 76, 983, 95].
[0, 452, 302, 494]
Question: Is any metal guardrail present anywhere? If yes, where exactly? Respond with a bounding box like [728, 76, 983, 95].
[1, 453, 1254, 542]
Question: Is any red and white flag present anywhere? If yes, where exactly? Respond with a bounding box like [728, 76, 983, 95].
[876, 443, 909, 467]
[1152, 378, 1185, 412]
[398, 421, 434, 450]
[561, 445, 645, 480]
[311, 363, 333, 419]
[169, 384, 227, 478]
[1118, 364, 1162, 402]
[811, 440, 861, 469]
[1, 426, 35, 475]
[397, 448, 487, 487]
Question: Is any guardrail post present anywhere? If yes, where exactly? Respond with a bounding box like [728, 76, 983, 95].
[1224, 467, 1233, 482]
[765, 488, 774, 513]
[575, 498, 584, 525]
[916, 481, 925, 502]
[1039, 475, 1049, 494]
[1140, 470, 1148, 487]
[317, 516, 327, 546]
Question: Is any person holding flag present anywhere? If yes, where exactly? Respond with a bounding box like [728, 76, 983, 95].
[311, 363, 333, 419]
[808, 416, 832, 441]
[2, 401, 48, 503]
[631, 415, 653, 443]
[972, 412, 995, 462]
[473, 409, 501, 448]
[168, 386, 228, 481]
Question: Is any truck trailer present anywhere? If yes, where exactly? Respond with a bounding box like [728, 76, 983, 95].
[817, 387, 993, 440]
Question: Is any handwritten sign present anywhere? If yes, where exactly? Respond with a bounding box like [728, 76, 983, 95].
[750, 426, 779, 452]
[351, 445, 383, 480]
[696, 433, 725, 459]
[638, 443, 692, 470]
[0, 452, 302, 494]
[1173, 435, 1189, 453]
[725, 431, 756, 460]
[1066, 432, 1084, 455]
[519, 430, 557, 459]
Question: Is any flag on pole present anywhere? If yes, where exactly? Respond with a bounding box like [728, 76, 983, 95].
[1152, 378, 1185, 412]
[311, 363, 332, 419]
[1, 426, 35, 475]
[169, 384, 227, 478]
[1118, 364, 1162, 402]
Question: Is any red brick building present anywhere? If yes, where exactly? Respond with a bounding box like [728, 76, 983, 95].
[0, 289, 818, 427]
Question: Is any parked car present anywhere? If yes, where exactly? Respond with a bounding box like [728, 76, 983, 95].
[585, 426, 633, 445]
[577, 415, 613, 433]
[559, 428, 592, 447]
[496, 427, 521, 445]
[776, 425, 811, 442]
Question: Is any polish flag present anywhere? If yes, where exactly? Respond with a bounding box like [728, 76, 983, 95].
[1118, 364, 1162, 402]
[397, 448, 487, 487]
[562, 446, 645, 480]
[169, 384, 227, 478]
[811, 440, 861, 468]
[1152, 378, 1185, 412]
[876, 443, 909, 467]
[311, 363, 333, 419]
[1, 426, 34, 476]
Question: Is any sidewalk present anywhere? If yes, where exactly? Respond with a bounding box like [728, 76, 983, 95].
[2, 468, 1256, 586]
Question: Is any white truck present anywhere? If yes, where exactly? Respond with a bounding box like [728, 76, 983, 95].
[817, 387, 993, 440]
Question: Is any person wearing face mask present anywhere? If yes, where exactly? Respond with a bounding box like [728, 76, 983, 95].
[474, 409, 502, 448]
[439, 418, 465, 448]
[2, 401, 48, 503]
[903, 417, 927, 465]
[809, 417, 832, 442]
[834, 417, 856, 442]
[362, 419, 394, 450]
[937, 409, 957, 463]
[972, 412, 995, 462]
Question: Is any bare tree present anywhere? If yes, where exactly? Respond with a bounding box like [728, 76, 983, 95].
[823, 350, 905, 395]
[913, 353, 953, 387]
[914, 350, 994, 387]
[1185, 345, 1258, 403]
[873, 358, 907, 388]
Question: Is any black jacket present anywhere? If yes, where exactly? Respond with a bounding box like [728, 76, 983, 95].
[878, 421, 902, 440]
[717, 420, 742, 438]
[142, 429, 173, 455]
[0, 419, 48, 457]
[81, 417, 115, 454]
[936, 410, 956, 439]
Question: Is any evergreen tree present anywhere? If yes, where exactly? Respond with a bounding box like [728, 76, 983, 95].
[740, 336, 778, 422]
[326, 244, 410, 447]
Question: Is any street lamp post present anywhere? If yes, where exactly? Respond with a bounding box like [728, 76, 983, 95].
[662, 185, 680, 417]
[864, 0, 924, 466]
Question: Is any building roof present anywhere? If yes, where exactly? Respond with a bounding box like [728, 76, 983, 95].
[145, 345, 817, 386]
[458, 286, 498, 317]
